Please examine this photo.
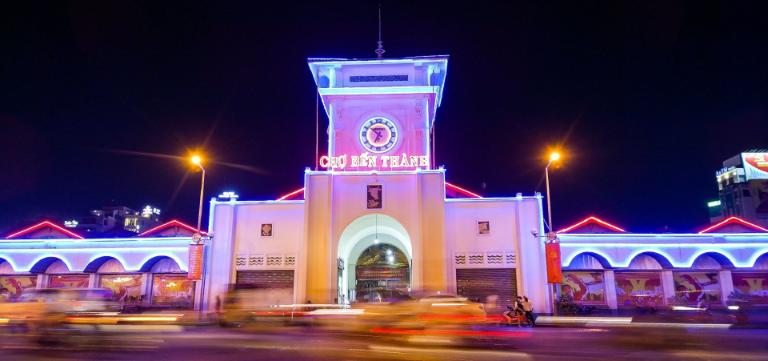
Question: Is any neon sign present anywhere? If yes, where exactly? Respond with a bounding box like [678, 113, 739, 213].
[319, 153, 429, 170]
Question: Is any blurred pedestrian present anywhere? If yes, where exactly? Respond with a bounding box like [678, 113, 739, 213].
[522, 296, 535, 326]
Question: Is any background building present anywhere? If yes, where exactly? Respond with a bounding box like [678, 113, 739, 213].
[67, 205, 163, 236]
[714, 151, 768, 227]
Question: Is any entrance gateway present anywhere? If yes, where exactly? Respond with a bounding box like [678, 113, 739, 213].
[205, 54, 551, 313]
[336, 214, 413, 303]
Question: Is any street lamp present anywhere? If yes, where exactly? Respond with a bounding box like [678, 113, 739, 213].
[545, 151, 561, 234]
[190, 154, 205, 242]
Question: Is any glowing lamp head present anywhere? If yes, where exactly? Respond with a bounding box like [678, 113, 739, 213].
[549, 152, 561, 163]
[190, 155, 202, 166]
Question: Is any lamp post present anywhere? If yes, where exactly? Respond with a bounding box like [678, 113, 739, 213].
[189, 155, 207, 313]
[544, 151, 561, 315]
[190, 155, 206, 241]
[545, 151, 560, 234]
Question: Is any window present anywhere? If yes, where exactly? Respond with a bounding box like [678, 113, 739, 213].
[100, 274, 144, 303]
[478, 221, 490, 235]
[367, 185, 383, 209]
[261, 223, 273, 237]
[152, 274, 194, 309]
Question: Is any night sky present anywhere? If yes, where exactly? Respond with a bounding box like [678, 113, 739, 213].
[1, 1, 767, 235]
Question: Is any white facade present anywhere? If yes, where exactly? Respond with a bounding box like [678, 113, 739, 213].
[202, 55, 552, 313]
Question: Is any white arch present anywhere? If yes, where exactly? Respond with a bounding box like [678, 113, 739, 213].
[683, 250, 738, 269]
[26, 255, 74, 273]
[85, 254, 130, 273]
[0, 255, 20, 273]
[137, 253, 188, 272]
[337, 215, 412, 261]
[336, 214, 413, 303]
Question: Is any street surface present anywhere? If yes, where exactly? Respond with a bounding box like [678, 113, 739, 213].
[2, 325, 768, 360]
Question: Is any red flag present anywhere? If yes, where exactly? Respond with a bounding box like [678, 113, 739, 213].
[187, 244, 204, 280]
[545, 242, 563, 284]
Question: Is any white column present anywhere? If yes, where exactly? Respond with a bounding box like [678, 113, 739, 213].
[143, 273, 153, 305]
[661, 270, 675, 305]
[719, 270, 734, 306]
[36, 274, 46, 289]
[204, 203, 238, 311]
[603, 270, 618, 310]
[88, 273, 98, 288]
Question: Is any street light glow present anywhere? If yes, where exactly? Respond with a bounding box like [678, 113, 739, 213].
[549, 152, 561, 162]
[190, 155, 202, 166]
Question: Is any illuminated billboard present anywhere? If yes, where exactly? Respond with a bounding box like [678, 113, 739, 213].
[742, 153, 768, 180]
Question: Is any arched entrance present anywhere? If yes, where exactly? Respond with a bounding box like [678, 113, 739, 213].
[336, 214, 413, 303]
[354, 244, 410, 303]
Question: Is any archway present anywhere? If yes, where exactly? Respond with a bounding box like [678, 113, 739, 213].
[354, 244, 410, 303]
[337, 214, 413, 304]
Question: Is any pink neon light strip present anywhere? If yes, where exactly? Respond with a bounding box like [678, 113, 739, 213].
[698, 216, 768, 234]
[5, 220, 84, 239]
[276, 187, 305, 201]
[557, 216, 627, 234]
[445, 182, 482, 198]
[137, 219, 208, 237]
[276, 184, 481, 200]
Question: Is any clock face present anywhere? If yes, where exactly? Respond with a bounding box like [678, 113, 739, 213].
[360, 117, 397, 153]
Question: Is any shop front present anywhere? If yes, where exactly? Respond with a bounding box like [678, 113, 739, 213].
[558, 216, 768, 310]
[0, 220, 199, 309]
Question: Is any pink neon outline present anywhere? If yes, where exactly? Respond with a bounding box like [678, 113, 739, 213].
[137, 219, 208, 237]
[277, 183, 481, 200]
[698, 216, 768, 234]
[557, 216, 627, 234]
[5, 220, 84, 240]
[445, 182, 482, 198]
[277, 187, 305, 201]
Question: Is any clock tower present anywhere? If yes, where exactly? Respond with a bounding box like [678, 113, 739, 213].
[308, 56, 448, 171]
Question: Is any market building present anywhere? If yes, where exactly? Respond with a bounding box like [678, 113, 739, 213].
[202, 55, 552, 313]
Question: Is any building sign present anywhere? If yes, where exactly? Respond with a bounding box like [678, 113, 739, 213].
[367, 184, 383, 209]
[742, 153, 768, 180]
[732, 272, 768, 306]
[614, 272, 664, 308]
[356, 267, 408, 280]
[560, 271, 606, 305]
[672, 271, 720, 305]
[49, 274, 89, 288]
[188, 244, 204, 280]
[319, 153, 429, 171]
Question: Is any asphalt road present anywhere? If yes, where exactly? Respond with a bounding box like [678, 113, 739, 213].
[2, 325, 768, 360]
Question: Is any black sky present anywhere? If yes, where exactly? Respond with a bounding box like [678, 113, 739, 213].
[1, 1, 767, 234]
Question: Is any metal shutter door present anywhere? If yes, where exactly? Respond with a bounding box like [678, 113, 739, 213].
[456, 268, 517, 305]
